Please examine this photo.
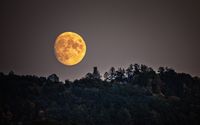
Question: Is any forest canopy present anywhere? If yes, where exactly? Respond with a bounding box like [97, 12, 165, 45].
[0, 64, 200, 125]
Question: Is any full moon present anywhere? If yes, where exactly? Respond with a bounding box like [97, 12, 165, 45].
[54, 32, 86, 66]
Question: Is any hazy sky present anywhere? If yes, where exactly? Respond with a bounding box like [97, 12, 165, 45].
[0, 0, 200, 80]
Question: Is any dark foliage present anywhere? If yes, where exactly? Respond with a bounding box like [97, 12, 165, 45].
[0, 64, 200, 125]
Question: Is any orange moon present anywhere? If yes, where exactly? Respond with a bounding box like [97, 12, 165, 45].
[54, 32, 86, 66]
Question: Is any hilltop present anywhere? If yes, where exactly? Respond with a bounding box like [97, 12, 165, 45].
[0, 64, 200, 125]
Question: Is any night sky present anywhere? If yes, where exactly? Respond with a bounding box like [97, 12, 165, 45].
[0, 0, 200, 80]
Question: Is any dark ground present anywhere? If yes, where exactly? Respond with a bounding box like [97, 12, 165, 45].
[0, 64, 200, 125]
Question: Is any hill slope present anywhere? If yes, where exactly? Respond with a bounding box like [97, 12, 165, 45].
[0, 65, 200, 125]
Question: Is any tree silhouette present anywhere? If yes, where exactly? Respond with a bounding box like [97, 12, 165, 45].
[115, 68, 126, 83]
[104, 72, 109, 81]
[108, 67, 116, 82]
[93, 66, 101, 79]
[126, 64, 134, 82]
[48, 74, 59, 82]
[0, 64, 200, 125]
[85, 67, 101, 80]
[133, 63, 140, 74]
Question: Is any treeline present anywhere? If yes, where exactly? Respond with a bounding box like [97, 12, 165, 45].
[0, 64, 200, 125]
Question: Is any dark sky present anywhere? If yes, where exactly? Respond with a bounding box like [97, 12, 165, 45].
[0, 0, 200, 80]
